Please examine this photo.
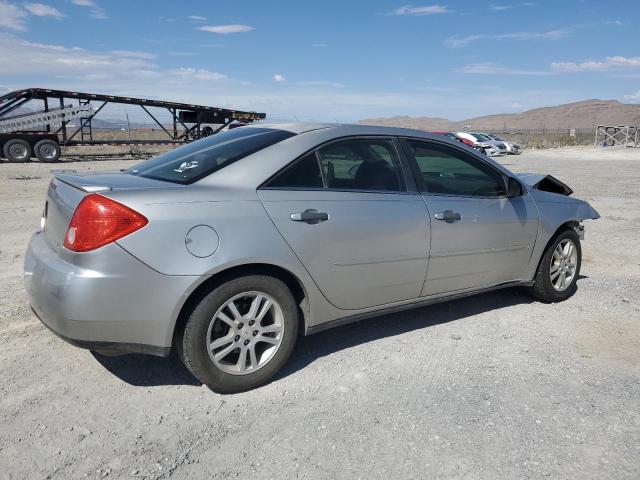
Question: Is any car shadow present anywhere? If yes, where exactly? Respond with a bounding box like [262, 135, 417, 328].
[93, 287, 535, 388]
[275, 288, 534, 381]
[92, 350, 201, 387]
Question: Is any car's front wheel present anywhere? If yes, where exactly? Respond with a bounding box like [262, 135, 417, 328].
[179, 274, 299, 393]
[527, 229, 581, 303]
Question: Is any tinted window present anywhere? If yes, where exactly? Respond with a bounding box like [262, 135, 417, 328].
[404, 140, 506, 197]
[268, 138, 405, 192]
[128, 127, 295, 184]
[268, 152, 323, 188]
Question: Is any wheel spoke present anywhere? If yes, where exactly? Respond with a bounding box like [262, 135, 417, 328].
[550, 269, 562, 280]
[217, 312, 236, 329]
[237, 348, 248, 371]
[260, 324, 282, 334]
[214, 343, 236, 361]
[256, 299, 273, 322]
[249, 344, 258, 368]
[227, 301, 243, 321]
[247, 295, 263, 319]
[209, 334, 234, 351]
[558, 271, 566, 289]
[258, 335, 278, 345]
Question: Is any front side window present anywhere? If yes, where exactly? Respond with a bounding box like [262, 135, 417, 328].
[128, 127, 295, 184]
[267, 138, 406, 192]
[403, 139, 506, 197]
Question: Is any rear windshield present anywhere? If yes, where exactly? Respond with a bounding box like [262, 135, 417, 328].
[128, 127, 295, 184]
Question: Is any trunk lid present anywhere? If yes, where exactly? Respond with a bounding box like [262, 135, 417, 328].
[42, 171, 180, 253]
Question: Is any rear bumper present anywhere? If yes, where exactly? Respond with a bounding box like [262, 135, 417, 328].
[24, 231, 198, 356]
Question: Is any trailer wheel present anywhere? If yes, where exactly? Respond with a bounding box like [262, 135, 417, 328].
[3, 139, 32, 163]
[34, 139, 61, 163]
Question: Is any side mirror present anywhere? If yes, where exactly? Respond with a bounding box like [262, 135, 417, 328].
[507, 177, 523, 197]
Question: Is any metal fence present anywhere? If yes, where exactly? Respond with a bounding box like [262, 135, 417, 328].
[482, 128, 595, 149]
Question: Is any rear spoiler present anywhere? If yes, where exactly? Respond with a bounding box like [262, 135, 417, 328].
[52, 170, 112, 193]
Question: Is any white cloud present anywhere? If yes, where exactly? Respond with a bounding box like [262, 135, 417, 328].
[273, 74, 286, 82]
[168, 51, 198, 57]
[457, 63, 553, 76]
[188, 15, 206, 22]
[24, 3, 65, 18]
[0, 1, 28, 31]
[624, 90, 640, 101]
[168, 68, 227, 81]
[0, 33, 227, 85]
[393, 4, 450, 15]
[490, 2, 537, 10]
[197, 24, 254, 34]
[111, 50, 157, 60]
[552, 56, 640, 72]
[296, 80, 344, 88]
[445, 29, 567, 47]
[490, 5, 513, 10]
[71, 0, 107, 19]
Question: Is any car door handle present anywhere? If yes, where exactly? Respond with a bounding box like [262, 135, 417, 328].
[290, 209, 329, 224]
[434, 210, 462, 223]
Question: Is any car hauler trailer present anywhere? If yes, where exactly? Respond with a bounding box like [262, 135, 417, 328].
[0, 88, 266, 162]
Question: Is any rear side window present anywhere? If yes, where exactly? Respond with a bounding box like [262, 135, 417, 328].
[128, 127, 295, 184]
[267, 138, 406, 192]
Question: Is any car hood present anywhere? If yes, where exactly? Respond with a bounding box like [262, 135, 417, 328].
[517, 172, 574, 196]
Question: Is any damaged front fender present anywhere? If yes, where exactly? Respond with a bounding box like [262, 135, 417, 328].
[517, 172, 573, 196]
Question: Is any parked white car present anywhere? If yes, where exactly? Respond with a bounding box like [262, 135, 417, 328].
[456, 132, 506, 156]
[484, 133, 522, 155]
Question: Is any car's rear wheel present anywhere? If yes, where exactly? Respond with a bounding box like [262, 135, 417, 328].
[527, 229, 581, 303]
[179, 275, 299, 393]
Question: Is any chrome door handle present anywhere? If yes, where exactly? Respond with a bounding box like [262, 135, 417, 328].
[434, 210, 462, 223]
[290, 209, 329, 224]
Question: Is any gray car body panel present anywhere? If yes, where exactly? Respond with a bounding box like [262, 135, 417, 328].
[24, 123, 599, 354]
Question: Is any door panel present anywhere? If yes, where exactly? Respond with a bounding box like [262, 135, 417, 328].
[400, 137, 539, 296]
[421, 194, 538, 295]
[259, 189, 430, 310]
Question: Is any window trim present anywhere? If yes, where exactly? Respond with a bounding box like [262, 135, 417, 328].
[399, 137, 510, 199]
[260, 135, 416, 195]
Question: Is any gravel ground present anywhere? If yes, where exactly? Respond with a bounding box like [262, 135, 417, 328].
[1, 146, 638, 479]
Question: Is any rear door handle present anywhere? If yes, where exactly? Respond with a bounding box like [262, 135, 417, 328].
[290, 209, 329, 224]
[434, 210, 462, 223]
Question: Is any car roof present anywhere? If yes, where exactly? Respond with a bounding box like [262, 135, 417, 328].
[253, 122, 445, 141]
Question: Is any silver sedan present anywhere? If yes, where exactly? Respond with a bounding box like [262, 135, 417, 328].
[24, 124, 599, 393]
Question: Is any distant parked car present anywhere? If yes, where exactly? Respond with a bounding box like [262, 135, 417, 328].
[483, 133, 522, 155]
[432, 131, 492, 155]
[25, 123, 599, 393]
[456, 132, 507, 156]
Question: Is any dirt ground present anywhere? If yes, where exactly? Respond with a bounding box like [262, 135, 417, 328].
[1, 146, 638, 479]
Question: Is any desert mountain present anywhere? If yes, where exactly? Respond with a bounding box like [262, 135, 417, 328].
[359, 99, 640, 131]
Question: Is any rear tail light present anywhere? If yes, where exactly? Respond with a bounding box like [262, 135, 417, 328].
[63, 194, 148, 252]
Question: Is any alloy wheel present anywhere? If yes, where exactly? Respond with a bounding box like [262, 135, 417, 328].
[206, 291, 285, 375]
[550, 239, 578, 291]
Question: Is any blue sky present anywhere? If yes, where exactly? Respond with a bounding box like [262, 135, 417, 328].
[1, 0, 639, 122]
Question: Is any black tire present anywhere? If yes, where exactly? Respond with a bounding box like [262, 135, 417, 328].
[526, 229, 581, 303]
[34, 139, 61, 162]
[3, 139, 32, 163]
[179, 275, 299, 393]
